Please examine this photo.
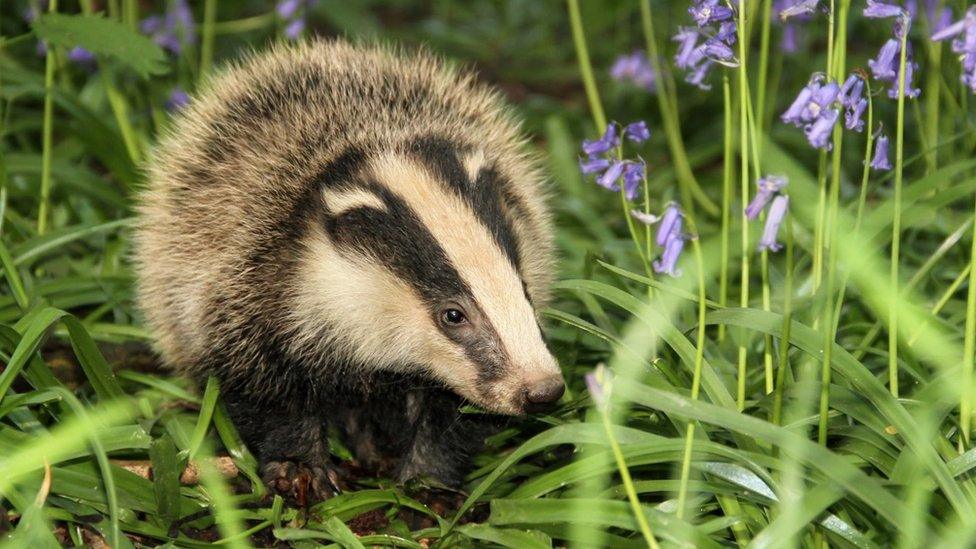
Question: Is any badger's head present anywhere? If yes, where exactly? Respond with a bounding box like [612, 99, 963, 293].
[293, 138, 563, 415]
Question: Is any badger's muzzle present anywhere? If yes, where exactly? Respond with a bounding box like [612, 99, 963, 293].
[521, 374, 565, 414]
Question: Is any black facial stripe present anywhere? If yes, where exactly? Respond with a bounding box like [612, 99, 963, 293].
[325, 181, 466, 302]
[407, 136, 523, 270]
[320, 179, 508, 384]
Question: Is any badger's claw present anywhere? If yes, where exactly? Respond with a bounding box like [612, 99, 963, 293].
[261, 461, 339, 506]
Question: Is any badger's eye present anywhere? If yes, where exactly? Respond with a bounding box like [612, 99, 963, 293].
[442, 308, 467, 326]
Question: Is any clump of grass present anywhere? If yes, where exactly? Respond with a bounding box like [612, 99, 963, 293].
[1, 0, 976, 546]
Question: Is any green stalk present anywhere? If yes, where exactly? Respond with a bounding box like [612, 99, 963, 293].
[720, 75, 733, 342]
[619, 178, 653, 277]
[961, 194, 976, 447]
[772, 219, 795, 426]
[756, 0, 773, 129]
[639, 0, 719, 217]
[676, 227, 708, 519]
[642, 173, 655, 299]
[737, 0, 750, 411]
[599, 408, 660, 548]
[889, 22, 909, 399]
[37, 0, 58, 236]
[923, 8, 943, 172]
[200, 0, 218, 79]
[123, 0, 137, 30]
[819, 0, 850, 447]
[568, 0, 607, 133]
[832, 83, 874, 334]
[79, 0, 142, 166]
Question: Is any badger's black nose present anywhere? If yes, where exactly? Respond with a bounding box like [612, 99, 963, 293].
[524, 377, 565, 413]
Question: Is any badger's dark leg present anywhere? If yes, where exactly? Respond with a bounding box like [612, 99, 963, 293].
[222, 388, 336, 504]
[395, 389, 499, 487]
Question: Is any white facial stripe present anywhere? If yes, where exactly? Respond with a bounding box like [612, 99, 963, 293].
[294, 230, 477, 395]
[322, 187, 387, 216]
[370, 153, 557, 379]
[462, 150, 486, 184]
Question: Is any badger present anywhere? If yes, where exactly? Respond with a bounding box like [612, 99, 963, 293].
[134, 40, 563, 499]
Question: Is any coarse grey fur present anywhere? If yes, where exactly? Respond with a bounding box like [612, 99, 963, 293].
[135, 40, 559, 498]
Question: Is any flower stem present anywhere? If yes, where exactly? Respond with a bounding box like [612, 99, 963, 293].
[960, 194, 976, 448]
[37, 0, 58, 236]
[719, 75, 733, 342]
[600, 409, 660, 548]
[772, 218, 794, 426]
[567, 0, 607, 133]
[832, 83, 873, 334]
[676, 223, 708, 519]
[737, 0, 750, 411]
[200, 0, 218, 78]
[819, 0, 850, 447]
[639, 0, 719, 217]
[619, 183, 653, 277]
[756, 0, 773, 129]
[889, 23, 909, 399]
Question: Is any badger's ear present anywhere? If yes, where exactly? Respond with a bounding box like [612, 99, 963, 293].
[321, 186, 387, 216]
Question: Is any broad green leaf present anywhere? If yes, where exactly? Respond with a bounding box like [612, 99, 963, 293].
[32, 14, 168, 79]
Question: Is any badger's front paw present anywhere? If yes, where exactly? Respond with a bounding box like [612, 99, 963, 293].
[261, 461, 340, 506]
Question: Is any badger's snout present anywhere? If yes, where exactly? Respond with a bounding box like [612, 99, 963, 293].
[522, 375, 565, 414]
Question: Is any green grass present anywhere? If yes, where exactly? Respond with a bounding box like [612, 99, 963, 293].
[2, 0, 976, 546]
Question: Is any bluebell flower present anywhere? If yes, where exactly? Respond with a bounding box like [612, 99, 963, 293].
[141, 0, 196, 56]
[686, 59, 716, 89]
[585, 365, 611, 409]
[611, 51, 657, 92]
[703, 38, 737, 64]
[870, 133, 892, 170]
[779, 0, 819, 20]
[758, 195, 789, 252]
[781, 77, 838, 127]
[781, 83, 816, 126]
[868, 39, 901, 80]
[804, 107, 840, 149]
[716, 21, 738, 44]
[839, 73, 867, 131]
[623, 121, 651, 143]
[622, 161, 645, 200]
[745, 175, 788, 219]
[277, 0, 316, 40]
[277, 0, 302, 19]
[845, 98, 868, 131]
[674, 2, 738, 89]
[654, 232, 686, 276]
[582, 123, 620, 156]
[932, 7, 976, 94]
[166, 87, 190, 111]
[864, 0, 905, 19]
[655, 203, 683, 246]
[674, 27, 703, 69]
[284, 18, 305, 40]
[887, 56, 920, 98]
[690, 0, 734, 27]
[579, 157, 611, 175]
[596, 161, 626, 192]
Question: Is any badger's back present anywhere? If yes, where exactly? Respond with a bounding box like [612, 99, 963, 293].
[135, 40, 553, 389]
